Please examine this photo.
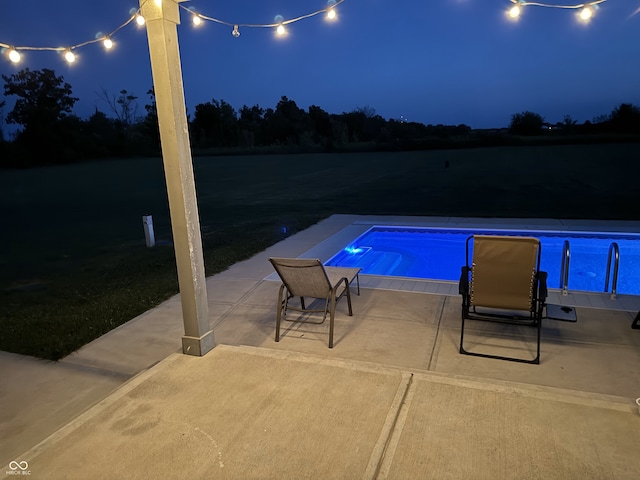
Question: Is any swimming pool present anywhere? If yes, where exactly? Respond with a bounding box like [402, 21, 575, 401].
[325, 226, 640, 295]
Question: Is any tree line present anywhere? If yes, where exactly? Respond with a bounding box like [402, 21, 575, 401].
[1, 68, 639, 168]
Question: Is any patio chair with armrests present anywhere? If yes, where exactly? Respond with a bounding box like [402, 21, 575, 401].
[459, 235, 548, 364]
[269, 257, 360, 348]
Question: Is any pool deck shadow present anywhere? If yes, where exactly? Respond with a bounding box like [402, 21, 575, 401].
[3, 214, 640, 478]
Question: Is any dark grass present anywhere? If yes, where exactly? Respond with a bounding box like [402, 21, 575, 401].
[1, 144, 639, 360]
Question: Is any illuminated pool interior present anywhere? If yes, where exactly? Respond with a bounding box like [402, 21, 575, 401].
[326, 226, 640, 295]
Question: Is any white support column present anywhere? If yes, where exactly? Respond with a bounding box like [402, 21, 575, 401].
[140, 0, 214, 356]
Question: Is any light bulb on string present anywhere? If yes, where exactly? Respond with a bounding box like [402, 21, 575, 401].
[579, 5, 593, 21]
[192, 14, 202, 26]
[8, 48, 21, 63]
[103, 37, 113, 50]
[326, 0, 338, 20]
[232, 25, 240, 37]
[508, 4, 521, 18]
[136, 14, 145, 26]
[64, 49, 76, 64]
[274, 14, 286, 36]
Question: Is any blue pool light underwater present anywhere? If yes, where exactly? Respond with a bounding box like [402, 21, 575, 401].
[326, 227, 640, 295]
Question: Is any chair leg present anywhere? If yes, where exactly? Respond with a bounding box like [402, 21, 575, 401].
[329, 291, 337, 348]
[345, 281, 353, 316]
[459, 310, 467, 354]
[459, 297, 468, 354]
[275, 284, 286, 342]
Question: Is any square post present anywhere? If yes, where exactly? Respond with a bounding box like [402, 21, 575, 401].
[140, 0, 214, 356]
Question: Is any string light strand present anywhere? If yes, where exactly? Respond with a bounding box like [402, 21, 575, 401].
[0, 10, 140, 55]
[510, 0, 605, 9]
[507, 0, 606, 20]
[0, 0, 613, 65]
[0, 0, 345, 64]
[181, 0, 344, 29]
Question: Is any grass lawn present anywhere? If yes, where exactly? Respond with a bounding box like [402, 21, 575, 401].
[1, 143, 639, 360]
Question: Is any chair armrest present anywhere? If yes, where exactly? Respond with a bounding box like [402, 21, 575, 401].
[459, 266, 470, 295]
[536, 271, 548, 301]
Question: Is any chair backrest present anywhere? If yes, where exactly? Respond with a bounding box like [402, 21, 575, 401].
[269, 257, 332, 299]
[469, 235, 540, 311]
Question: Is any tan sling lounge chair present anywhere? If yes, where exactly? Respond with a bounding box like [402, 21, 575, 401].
[459, 235, 547, 364]
[269, 257, 360, 348]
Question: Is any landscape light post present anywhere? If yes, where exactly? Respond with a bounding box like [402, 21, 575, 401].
[140, 0, 214, 356]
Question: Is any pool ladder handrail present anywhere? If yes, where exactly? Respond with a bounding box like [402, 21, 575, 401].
[604, 242, 620, 300]
[559, 240, 570, 296]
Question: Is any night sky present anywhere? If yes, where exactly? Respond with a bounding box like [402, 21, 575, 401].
[1, 0, 639, 130]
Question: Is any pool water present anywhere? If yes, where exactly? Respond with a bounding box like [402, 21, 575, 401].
[326, 227, 640, 295]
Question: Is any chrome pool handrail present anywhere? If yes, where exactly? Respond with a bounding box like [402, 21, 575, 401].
[604, 242, 620, 300]
[559, 240, 570, 296]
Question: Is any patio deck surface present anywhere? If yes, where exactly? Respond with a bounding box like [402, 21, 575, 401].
[2, 214, 640, 479]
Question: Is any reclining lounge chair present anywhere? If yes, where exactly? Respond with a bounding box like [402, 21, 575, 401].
[459, 235, 547, 364]
[269, 257, 360, 348]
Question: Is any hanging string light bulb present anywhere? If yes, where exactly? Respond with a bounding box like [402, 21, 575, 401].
[8, 47, 21, 63]
[508, 3, 522, 18]
[103, 37, 113, 50]
[64, 49, 76, 63]
[192, 14, 202, 26]
[232, 25, 240, 37]
[327, 0, 338, 20]
[136, 14, 145, 26]
[579, 5, 594, 21]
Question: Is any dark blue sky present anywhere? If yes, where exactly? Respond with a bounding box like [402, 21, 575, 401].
[1, 0, 639, 129]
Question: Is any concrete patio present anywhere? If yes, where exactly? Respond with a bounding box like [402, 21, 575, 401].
[2, 215, 640, 479]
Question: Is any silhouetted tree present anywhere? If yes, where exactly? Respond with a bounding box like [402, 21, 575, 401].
[191, 99, 238, 147]
[609, 103, 640, 133]
[0, 99, 5, 142]
[84, 109, 118, 156]
[342, 106, 385, 142]
[263, 96, 310, 145]
[2, 68, 78, 164]
[509, 111, 544, 135]
[139, 88, 160, 153]
[97, 88, 138, 127]
[238, 104, 265, 147]
[3, 68, 77, 130]
[560, 114, 577, 134]
[308, 105, 333, 145]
